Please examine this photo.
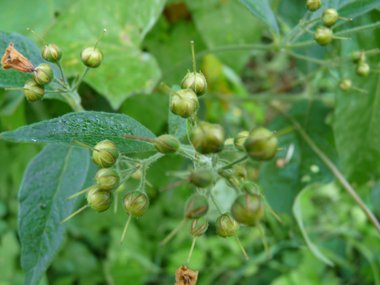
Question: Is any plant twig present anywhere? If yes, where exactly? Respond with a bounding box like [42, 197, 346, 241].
[268, 102, 380, 234]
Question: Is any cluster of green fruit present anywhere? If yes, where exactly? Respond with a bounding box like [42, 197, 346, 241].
[2, 28, 104, 101]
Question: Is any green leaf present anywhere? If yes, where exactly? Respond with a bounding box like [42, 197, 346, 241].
[311, 0, 380, 21]
[260, 101, 338, 214]
[293, 184, 334, 267]
[185, 0, 263, 72]
[168, 85, 187, 139]
[19, 145, 90, 285]
[0, 111, 156, 153]
[44, 0, 165, 109]
[334, 74, 380, 183]
[371, 181, 380, 218]
[239, 0, 279, 34]
[0, 0, 53, 36]
[0, 90, 24, 116]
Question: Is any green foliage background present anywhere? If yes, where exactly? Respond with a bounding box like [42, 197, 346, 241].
[1, 0, 380, 284]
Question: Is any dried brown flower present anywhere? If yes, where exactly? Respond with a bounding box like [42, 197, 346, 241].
[175, 265, 198, 285]
[1, 42, 35, 73]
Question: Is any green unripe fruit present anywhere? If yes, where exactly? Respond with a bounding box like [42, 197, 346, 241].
[190, 122, 225, 154]
[244, 127, 278, 160]
[123, 191, 149, 217]
[154, 135, 180, 154]
[95, 168, 120, 191]
[231, 193, 264, 226]
[86, 186, 113, 212]
[185, 194, 209, 219]
[215, 213, 240, 238]
[22, 79, 44, 102]
[356, 62, 370, 77]
[80, 46, 104, 68]
[314, 26, 333, 46]
[351, 51, 366, 63]
[189, 168, 215, 188]
[234, 130, 249, 152]
[170, 89, 199, 118]
[189, 217, 209, 237]
[181, 71, 208, 97]
[42, 44, 62, 62]
[322, 8, 338, 27]
[32, 63, 54, 85]
[306, 0, 321, 11]
[339, 78, 352, 91]
[92, 140, 119, 168]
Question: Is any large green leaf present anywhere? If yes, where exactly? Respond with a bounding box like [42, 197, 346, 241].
[43, 0, 165, 109]
[185, 0, 263, 73]
[260, 101, 338, 214]
[293, 184, 334, 267]
[334, 74, 380, 183]
[239, 0, 279, 34]
[19, 145, 90, 285]
[0, 111, 156, 153]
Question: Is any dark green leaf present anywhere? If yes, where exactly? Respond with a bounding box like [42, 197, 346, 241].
[371, 181, 380, 218]
[0, 90, 24, 116]
[168, 85, 187, 139]
[239, 0, 279, 34]
[334, 74, 380, 183]
[185, 0, 263, 72]
[0, 111, 156, 153]
[19, 145, 89, 285]
[44, 0, 165, 109]
[261, 101, 338, 214]
[293, 184, 335, 267]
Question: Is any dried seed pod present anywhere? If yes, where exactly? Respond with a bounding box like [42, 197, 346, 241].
[181, 71, 208, 97]
[339, 78, 352, 91]
[314, 26, 333, 46]
[190, 122, 225, 154]
[215, 213, 240, 238]
[33, 63, 54, 85]
[189, 168, 215, 188]
[22, 79, 44, 102]
[184, 194, 209, 219]
[122, 191, 149, 217]
[95, 168, 120, 191]
[86, 186, 113, 212]
[189, 217, 208, 237]
[244, 127, 278, 160]
[234, 130, 249, 152]
[306, 0, 321, 12]
[92, 140, 119, 168]
[170, 89, 199, 118]
[356, 62, 370, 77]
[42, 43, 62, 62]
[231, 193, 264, 226]
[154, 134, 180, 154]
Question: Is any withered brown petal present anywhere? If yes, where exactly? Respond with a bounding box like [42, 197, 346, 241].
[175, 265, 199, 285]
[1, 42, 35, 73]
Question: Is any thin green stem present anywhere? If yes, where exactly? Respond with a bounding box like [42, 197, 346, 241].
[268, 102, 380, 234]
[335, 21, 380, 36]
[159, 218, 187, 247]
[218, 155, 248, 171]
[225, 177, 240, 194]
[258, 223, 271, 259]
[120, 214, 132, 245]
[264, 204, 284, 225]
[55, 61, 68, 85]
[186, 237, 197, 266]
[123, 134, 155, 143]
[233, 233, 249, 260]
[72, 67, 89, 90]
[327, 69, 340, 83]
[210, 193, 223, 215]
[283, 41, 316, 49]
[53, 78, 66, 89]
[285, 50, 325, 65]
[60, 204, 90, 224]
[66, 187, 91, 201]
[275, 126, 295, 137]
